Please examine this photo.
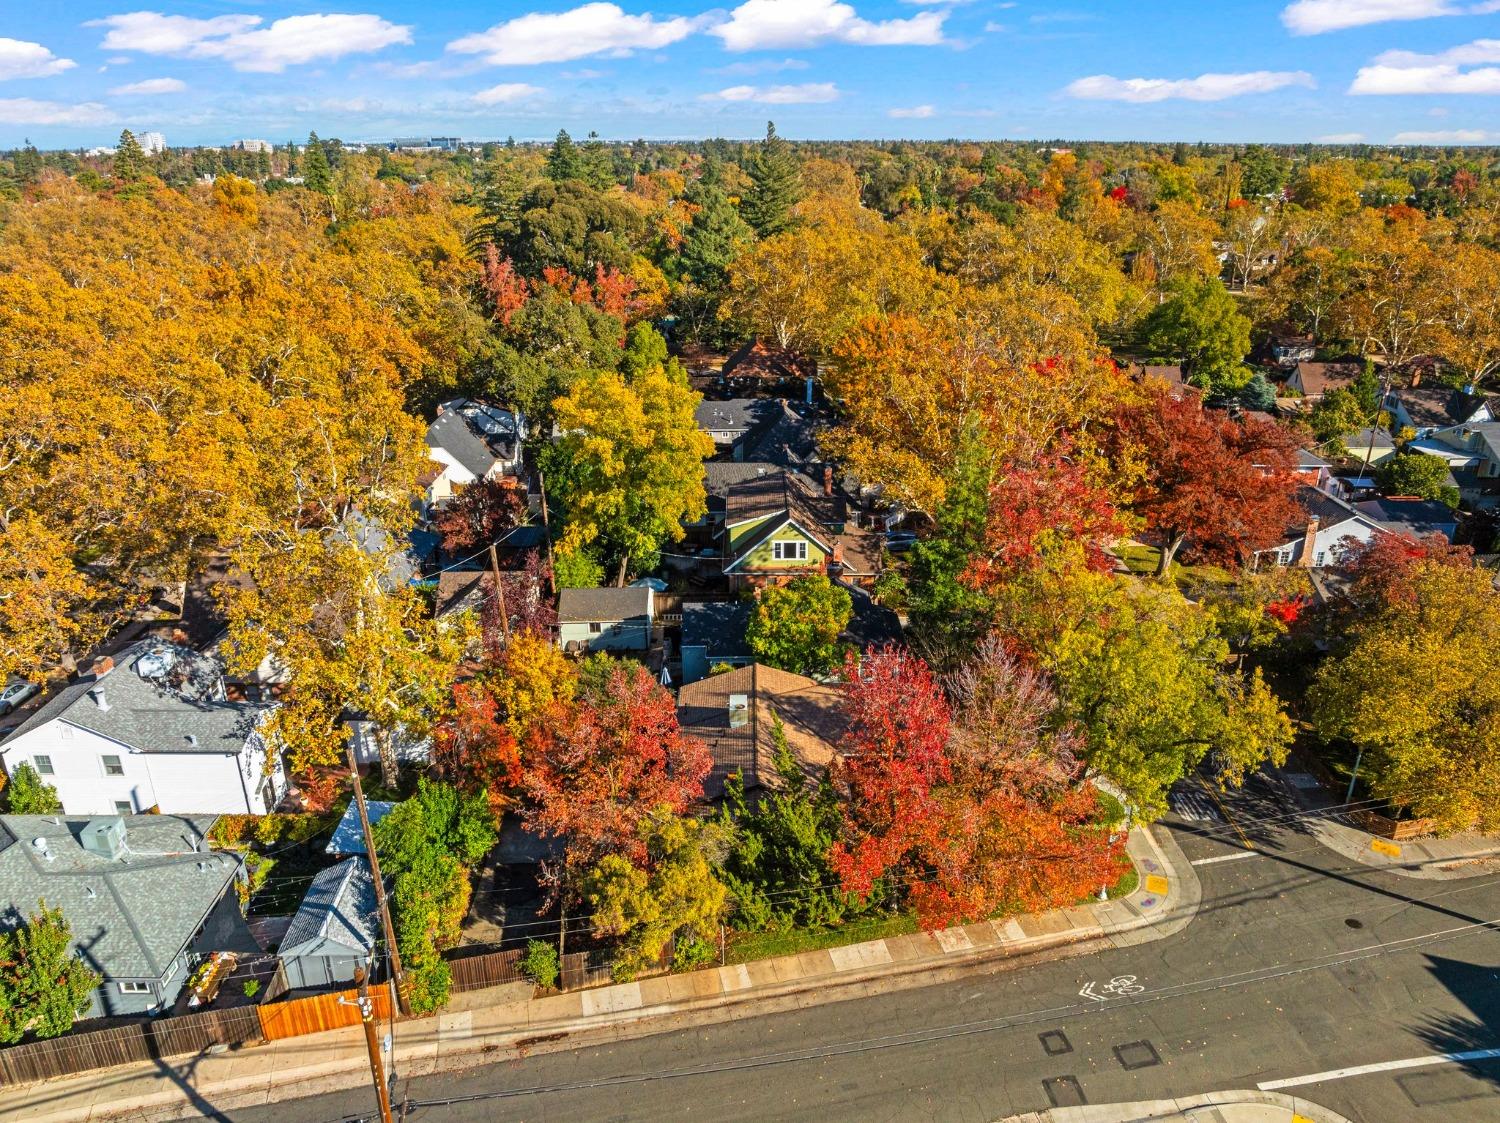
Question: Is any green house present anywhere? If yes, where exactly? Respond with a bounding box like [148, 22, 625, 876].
[721, 471, 838, 590]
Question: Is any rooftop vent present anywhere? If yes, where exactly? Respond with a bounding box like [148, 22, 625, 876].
[87, 685, 110, 712]
[31, 837, 52, 860]
[728, 693, 750, 729]
[184, 734, 199, 747]
[80, 816, 126, 860]
[135, 647, 177, 680]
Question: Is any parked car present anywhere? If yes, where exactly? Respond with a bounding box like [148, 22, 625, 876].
[0, 679, 40, 716]
[883, 531, 919, 554]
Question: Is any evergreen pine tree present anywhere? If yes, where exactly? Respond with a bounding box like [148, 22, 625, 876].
[113, 130, 148, 184]
[679, 165, 752, 289]
[302, 132, 333, 195]
[582, 130, 612, 190]
[14, 141, 42, 185]
[741, 121, 801, 237]
[546, 129, 583, 183]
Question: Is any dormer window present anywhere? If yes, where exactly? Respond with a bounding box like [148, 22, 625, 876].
[772, 540, 807, 561]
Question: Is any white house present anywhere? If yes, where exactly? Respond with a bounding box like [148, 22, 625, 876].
[1254, 487, 1385, 569]
[0, 642, 284, 816]
[424, 399, 526, 509]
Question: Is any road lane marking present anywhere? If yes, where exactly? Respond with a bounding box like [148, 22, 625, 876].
[1198, 777, 1255, 850]
[1257, 1048, 1500, 1090]
[1190, 851, 1258, 866]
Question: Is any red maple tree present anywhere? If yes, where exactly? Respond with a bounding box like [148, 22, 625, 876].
[1341, 531, 1474, 612]
[433, 477, 526, 555]
[1107, 384, 1302, 574]
[522, 662, 711, 881]
[431, 681, 522, 815]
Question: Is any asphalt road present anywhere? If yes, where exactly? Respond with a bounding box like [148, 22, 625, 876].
[219, 771, 1500, 1123]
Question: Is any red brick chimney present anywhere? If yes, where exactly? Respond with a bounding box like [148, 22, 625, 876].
[1296, 518, 1320, 567]
[90, 655, 114, 678]
[823, 464, 834, 497]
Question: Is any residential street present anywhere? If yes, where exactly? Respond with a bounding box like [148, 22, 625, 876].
[220, 771, 1500, 1123]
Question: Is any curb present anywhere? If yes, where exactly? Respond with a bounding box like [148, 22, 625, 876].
[1, 826, 1203, 1123]
[1000, 1088, 1353, 1122]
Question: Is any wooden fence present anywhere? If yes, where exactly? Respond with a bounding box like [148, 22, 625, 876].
[257, 985, 390, 1041]
[449, 948, 527, 992]
[0, 1005, 261, 1086]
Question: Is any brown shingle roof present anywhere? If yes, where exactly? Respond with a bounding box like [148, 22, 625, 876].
[1291, 361, 1359, 398]
[676, 663, 843, 799]
[721, 339, 816, 383]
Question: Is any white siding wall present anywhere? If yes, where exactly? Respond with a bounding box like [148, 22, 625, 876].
[1, 721, 281, 815]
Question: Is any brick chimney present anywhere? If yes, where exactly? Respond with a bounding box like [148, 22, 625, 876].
[823, 464, 834, 497]
[1296, 518, 1320, 567]
[90, 655, 114, 679]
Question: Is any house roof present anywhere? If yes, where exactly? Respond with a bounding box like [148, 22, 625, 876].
[695, 399, 775, 435]
[681, 601, 753, 660]
[676, 663, 844, 799]
[435, 571, 492, 619]
[426, 400, 521, 480]
[704, 461, 779, 498]
[840, 584, 904, 649]
[281, 856, 379, 957]
[736, 400, 822, 469]
[1296, 448, 1332, 469]
[1352, 497, 1459, 538]
[0, 814, 237, 981]
[325, 801, 394, 855]
[720, 339, 816, 383]
[1390, 385, 1488, 431]
[557, 587, 652, 623]
[1341, 426, 1396, 450]
[6, 641, 271, 755]
[1292, 361, 1359, 397]
[1296, 484, 1364, 530]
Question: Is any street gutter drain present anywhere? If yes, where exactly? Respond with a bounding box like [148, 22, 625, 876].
[1113, 1040, 1162, 1071]
[1345, 918, 1365, 929]
[1039, 1030, 1073, 1056]
[1042, 1076, 1086, 1107]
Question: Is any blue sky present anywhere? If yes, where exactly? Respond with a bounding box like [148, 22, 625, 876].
[3, 1, 1500, 148]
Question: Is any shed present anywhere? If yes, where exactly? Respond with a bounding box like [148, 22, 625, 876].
[278, 857, 379, 990]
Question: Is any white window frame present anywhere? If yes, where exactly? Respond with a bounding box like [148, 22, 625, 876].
[117, 981, 152, 995]
[101, 754, 124, 776]
[772, 540, 808, 562]
[114, 800, 134, 815]
[33, 755, 54, 775]
[588, 622, 603, 634]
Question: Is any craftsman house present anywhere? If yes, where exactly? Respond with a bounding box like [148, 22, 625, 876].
[0, 643, 283, 817]
[0, 814, 252, 1018]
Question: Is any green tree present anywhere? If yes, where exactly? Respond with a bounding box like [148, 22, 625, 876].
[678, 169, 753, 290]
[301, 132, 332, 196]
[1239, 145, 1288, 198]
[1309, 386, 1372, 451]
[4, 763, 60, 814]
[0, 903, 100, 1043]
[745, 575, 853, 676]
[1238, 369, 1277, 413]
[582, 130, 613, 190]
[1375, 450, 1459, 508]
[1311, 558, 1500, 832]
[717, 717, 860, 930]
[583, 809, 731, 980]
[741, 121, 801, 238]
[907, 422, 996, 669]
[552, 545, 605, 589]
[547, 129, 583, 183]
[1138, 278, 1252, 395]
[540, 360, 714, 583]
[113, 130, 148, 185]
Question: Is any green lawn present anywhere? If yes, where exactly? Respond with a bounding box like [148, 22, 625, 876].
[1112, 544, 1238, 599]
[725, 912, 919, 964]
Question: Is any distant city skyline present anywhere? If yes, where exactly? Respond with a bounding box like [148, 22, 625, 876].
[3, 1, 1500, 148]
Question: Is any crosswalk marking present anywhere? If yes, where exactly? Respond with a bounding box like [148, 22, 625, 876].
[1168, 788, 1222, 822]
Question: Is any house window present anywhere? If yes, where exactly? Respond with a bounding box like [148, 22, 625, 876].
[588, 622, 603, 634]
[118, 981, 152, 995]
[772, 540, 808, 562]
[32, 755, 54, 775]
[102, 755, 124, 776]
[1315, 551, 1327, 567]
[115, 801, 133, 815]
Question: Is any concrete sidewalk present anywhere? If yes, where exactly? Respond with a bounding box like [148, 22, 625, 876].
[0, 825, 1199, 1123]
[1001, 1089, 1351, 1123]
[1277, 768, 1500, 880]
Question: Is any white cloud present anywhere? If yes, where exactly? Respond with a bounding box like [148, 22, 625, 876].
[889, 104, 935, 117]
[88, 12, 411, 73]
[1282, 0, 1471, 35]
[1065, 71, 1315, 102]
[711, 0, 948, 51]
[109, 76, 186, 95]
[449, 4, 699, 66]
[705, 82, 841, 103]
[708, 57, 811, 76]
[472, 83, 545, 105]
[1351, 40, 1500, 93]
[1392, 127, 1494, 141]
[0, 97, 110, 125]
[1317, 131, 1366, 141]
[0, 37, 76, 80]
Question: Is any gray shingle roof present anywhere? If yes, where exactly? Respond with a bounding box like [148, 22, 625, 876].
[682, 601, 752, 659]
[426, 400, 521, 480]
[1352, 497, 1459, 538]
[9, 641, 270, 755]
[0, 814, 236, 981]
[325, 801, 394, 855]
[281, 856, 379, 957]
[557, 587, 652, 623]
[704, 461, 779, 497]
[695, 399, 772, 435]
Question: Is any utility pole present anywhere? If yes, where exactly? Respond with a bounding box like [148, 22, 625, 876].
[1360, 365, 1395, 479]
[487, 541, 512, 646]
[352, 965, 395, 1123]
[343, 715, 412, 1016]
[538, 469, 557, 597]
